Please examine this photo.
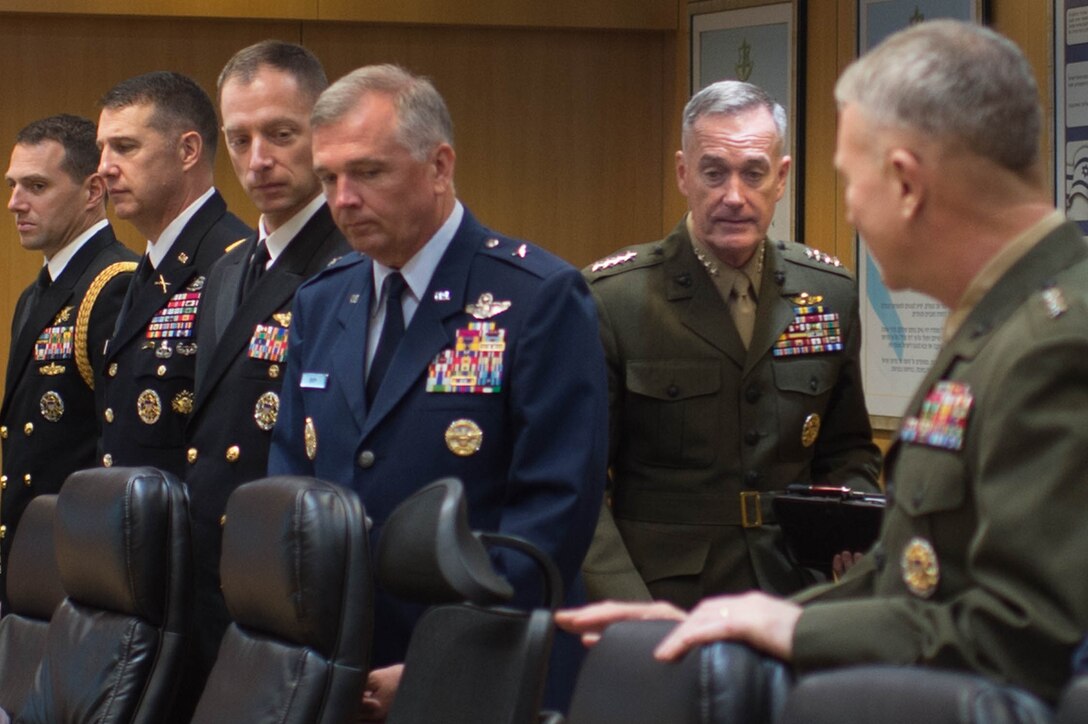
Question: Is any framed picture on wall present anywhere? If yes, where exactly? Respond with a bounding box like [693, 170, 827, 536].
[855, 0, 987, 429]
[690, 2, 803, 243]
[1055, 0, 1088, 236]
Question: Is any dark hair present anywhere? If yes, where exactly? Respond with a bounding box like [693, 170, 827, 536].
[217, 40, 328, 105]
[15, 114, 100, 182]
[99, 71, 219, 161]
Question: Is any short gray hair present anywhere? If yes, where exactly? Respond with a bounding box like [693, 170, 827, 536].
[311, 64, 453, 160]
[835, 20, 1040, 175]
[682, 80, 787, 152]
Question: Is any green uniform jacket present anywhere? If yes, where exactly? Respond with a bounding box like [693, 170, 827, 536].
[582, 220, 880, 606]
[793, 221, 1088, 703]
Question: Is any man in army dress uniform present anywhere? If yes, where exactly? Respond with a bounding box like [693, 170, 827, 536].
[182, 41, 348, 698]
[560, 20, 1088, 709]
[582, 80, 881, 608]
[96, 72, 251, 478]
[0, 115, 136, 611]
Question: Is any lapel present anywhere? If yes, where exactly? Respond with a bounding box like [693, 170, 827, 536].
[359, 212, 483, 439]
[107, 193, 226, 360]
[744, 242, 815, 376]
[664, 225, 746, 368]
[193, 207, 342, 412]
[331, 257, 374, 433]
[4, 228, 115, 401]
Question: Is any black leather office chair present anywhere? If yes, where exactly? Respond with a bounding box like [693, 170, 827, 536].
[190, 476, 372, 724]
[0, 495, 63, 719]
[377, 477, 562, 724]
[17, 467, 191, 724]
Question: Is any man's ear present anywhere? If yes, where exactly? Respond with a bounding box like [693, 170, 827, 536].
[887, 147, 924, 220]
[675, 149, 689, 198]
[178, 130, 203, 171]
[431, 143, 456, 194]
[85, 173, 107, 209]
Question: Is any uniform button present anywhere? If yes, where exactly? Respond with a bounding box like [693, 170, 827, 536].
[219, 515, 227, 526]
[0, 525, 5, 540]
[23, 474, 31, 487]
[268, 364, 280, 380]
[744, 429, 759, 446]
[744, 384, 761, 403]
[103, 454, 113, 467]
[187, 448, 198, 464]
[744, 470, 761, 486]
[0, 425, 7, 439]
[666, 385, 680, 399]
[108, 363, 118, 377]
[105, 408, 115, 423]
[0, 475, 7, 488]
[485, 237, 500, 248]
[357, 450, 376, 468]
[157, 365, 167, 377]
[23, 423, 33, 436]
[809, 376, 819, 392]
[226, 445, 240, 462]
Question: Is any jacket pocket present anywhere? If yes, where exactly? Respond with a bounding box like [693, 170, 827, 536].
[624, 359, 721, 468]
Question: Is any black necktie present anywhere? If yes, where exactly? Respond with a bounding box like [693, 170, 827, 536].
[17, 266, 51, 336]
[366, 272, 407, 405]
[241, 240, 270, 300]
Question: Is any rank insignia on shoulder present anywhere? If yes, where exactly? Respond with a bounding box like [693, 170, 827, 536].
[773, 295, 842, 357]
[54, 306, 74, 324]
[428, 322, 505, 393]
[465, 292, 511, 320]
[590, 250, 637, 272]
[273, 312, 292, 328]
[899, 380, 972, 451]
[901, 537, 939, 598]
[1041, 286, 1068, 319]
[803, 248, 844, 267]
[514, 243, 528, 259]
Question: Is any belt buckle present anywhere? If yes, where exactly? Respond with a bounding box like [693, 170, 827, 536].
[740, 491, 762, 528]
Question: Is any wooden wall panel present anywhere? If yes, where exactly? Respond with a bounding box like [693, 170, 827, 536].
[317, 0, 675, 30]
[0, 0, 315, 19]
[305, 22, 666, 268]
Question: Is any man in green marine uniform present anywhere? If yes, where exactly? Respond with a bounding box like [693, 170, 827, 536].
[582, 79, 881, 607]
[561, 19, 1088, 710]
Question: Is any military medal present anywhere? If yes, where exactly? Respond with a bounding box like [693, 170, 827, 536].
[773, 293, 843, 357]
[899, 381, 972, 451]
[254, 391, 280, 431]
[445, 418, 483, 456]
[801, 413, 820, 447]
[901, 537, 939, 598]
[304, 417, 317, 460]
[39, 391, 64, 422]
[137, 389, 162, 424]
[465, 292, 511, 320]
[427, 322, 505, 393]
[172, 390, 194, 415]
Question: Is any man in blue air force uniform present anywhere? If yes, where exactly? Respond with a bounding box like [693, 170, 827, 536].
[267, 65, 608, 717]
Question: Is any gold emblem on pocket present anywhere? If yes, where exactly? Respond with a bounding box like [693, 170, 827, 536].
[40, 391, 64, 422]
[445, 418, 483, 456]
[254, 391, 280, 431]
[138, 389, 162, 424]
[172, 390, 194, 415]
[901, 537, 939, 598]
[801, 413, 821, 448]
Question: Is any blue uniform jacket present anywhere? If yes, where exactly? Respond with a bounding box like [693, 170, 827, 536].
[268, 209, 608, 690]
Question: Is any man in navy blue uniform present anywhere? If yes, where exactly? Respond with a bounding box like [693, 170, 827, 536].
[268, 64, 608, 717]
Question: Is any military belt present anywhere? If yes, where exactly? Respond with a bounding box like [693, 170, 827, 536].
[612, 488, 778, 528]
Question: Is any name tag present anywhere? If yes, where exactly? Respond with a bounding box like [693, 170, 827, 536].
[300, 372, 329, 389]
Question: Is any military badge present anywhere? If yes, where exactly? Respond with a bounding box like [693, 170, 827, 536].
[186, 275, 205, 291]
[901, 537, 939, 598]
[39, 391, 64, 422]
[177, 252, 190, 265]
[465, 292, 512, 320]
[1041, 286, 1068, 319]
[590, 250, 637, 272]
[445, 418, 483, 456]
[304, 417, 317, 460]
[34, 325, 73, 361]
[147, 289, 201, 340]
[899, 381, 972, 451]
[427, 322, 505, 393]
[248, 323, 290, 363]
[137, 389, 162, 424]
[801, 413, 821, 447]
[38, 363, 65, 376]
[273, 312, 292, 328]
[54, 306, 73, 324]
[172, 390, 194, 415]
[773, 293, 843, 357]
[155, 340, 174, 358]
[803, 248, 844, 267]
[176, 342, 198, 356]
[254, 391, 280, 431]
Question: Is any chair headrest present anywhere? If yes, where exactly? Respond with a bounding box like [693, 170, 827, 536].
[6, 495, 63, 619]
[54, 467, 181, 624]
[376, 477, 513, 605]
[220, 476, 369, 657]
